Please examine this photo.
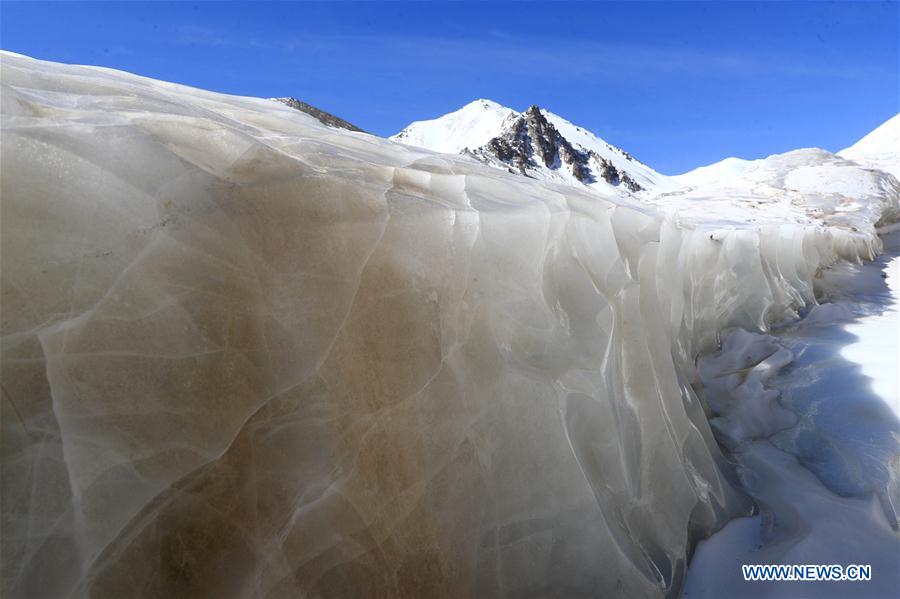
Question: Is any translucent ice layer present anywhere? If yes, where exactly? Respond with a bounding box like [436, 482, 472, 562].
[1, 52, 897, 598]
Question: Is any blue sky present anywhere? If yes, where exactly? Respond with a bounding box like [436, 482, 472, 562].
[2, 1, 897, 173]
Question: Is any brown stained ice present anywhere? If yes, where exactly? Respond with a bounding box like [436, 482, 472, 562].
[1, 52, 896, 599]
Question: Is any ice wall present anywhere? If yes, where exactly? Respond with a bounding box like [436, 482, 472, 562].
[1, 53, 896, 598]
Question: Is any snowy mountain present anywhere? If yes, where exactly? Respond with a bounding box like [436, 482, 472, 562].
[838, 113, 900, 179]
[393, 102, 900, 204]
[391, 99, 515, 153]
[391, 99, 900, 226]
[391, 99, 670, 192]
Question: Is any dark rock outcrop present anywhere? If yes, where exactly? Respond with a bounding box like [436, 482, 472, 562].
[470, 105, 642, 192]
[273, 97, 365, 133]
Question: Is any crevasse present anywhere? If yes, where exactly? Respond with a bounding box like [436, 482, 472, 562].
[1, 52, 897, 598]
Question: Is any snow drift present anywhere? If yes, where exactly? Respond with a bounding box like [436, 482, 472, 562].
[1, 52, 897, 598]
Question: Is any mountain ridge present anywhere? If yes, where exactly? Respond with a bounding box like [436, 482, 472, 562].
[272, 97, 365, 133]
[391, 99, 670, 193]
[392, 99, 900, 197]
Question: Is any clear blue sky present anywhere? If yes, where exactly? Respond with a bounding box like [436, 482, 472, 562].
[2, 1, 897, 173]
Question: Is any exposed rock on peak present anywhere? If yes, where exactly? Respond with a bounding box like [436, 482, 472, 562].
[391, 100, 667, 192]
[470, 104, 643, 191]
[273, 97, 365, 133]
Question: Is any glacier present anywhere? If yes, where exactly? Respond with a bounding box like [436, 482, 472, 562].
[1, 52, 898, 598]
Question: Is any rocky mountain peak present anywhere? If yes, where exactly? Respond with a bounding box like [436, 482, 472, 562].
[391, 100, 668, 192]
[469, 104, 642, 191]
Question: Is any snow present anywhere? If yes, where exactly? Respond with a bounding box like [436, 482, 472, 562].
[839, 113, 900, 179]
[684, 445, 899, 599]
[1, 50, 898, 599]
[842, 254, 900, 414]
[392, 101, 900, 232]
[541, 109, 672, 190]
[391, 99, 674, 192]
[389, 98, 516, 153]
[673, 156, 758, 187]
[646, 148, 900, 228]
[684, 232, 900, 598]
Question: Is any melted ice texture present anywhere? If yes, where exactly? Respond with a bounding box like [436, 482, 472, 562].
[1, 51, 898, 598]
[685, 234, 900, 599]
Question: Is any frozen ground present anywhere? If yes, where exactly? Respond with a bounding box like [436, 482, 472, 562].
[684, 231, 900, 598]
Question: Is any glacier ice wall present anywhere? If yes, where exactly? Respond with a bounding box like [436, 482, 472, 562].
[1, 53, 896, 598]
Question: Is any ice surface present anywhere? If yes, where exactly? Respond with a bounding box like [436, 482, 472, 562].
[1, 52, 898, 598]
[685, 236, 900, 598]
[684, 445, 900, 599]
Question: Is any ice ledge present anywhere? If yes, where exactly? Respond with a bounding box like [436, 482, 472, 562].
[1, 52, 897, 598]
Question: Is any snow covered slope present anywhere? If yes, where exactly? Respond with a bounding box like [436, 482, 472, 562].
[672, 156, 758, 187]
[650, 148, 900, 228]
[1, 52, 897, 599]
[391, 99, 516, 153]
[390, 100, 900, 205]
[839, 113, 900, 179]
[542, 108, 671, 190]
[392, 100, 671, 192]
[394, 102, 900, 207]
